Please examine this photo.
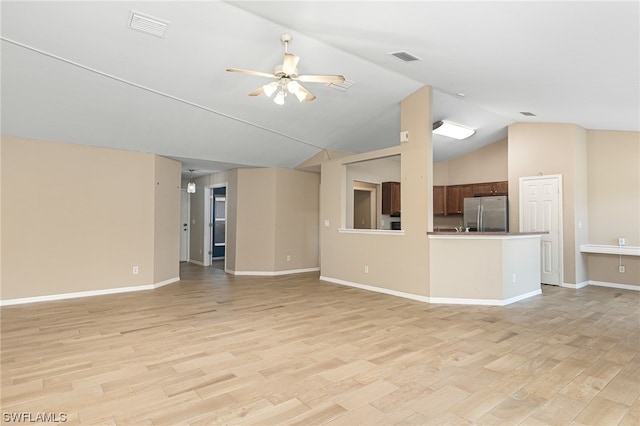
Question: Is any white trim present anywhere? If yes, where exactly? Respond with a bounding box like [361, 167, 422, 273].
[0, 277, 180, 307]
[580, 244, 640, 256]
[562, 281, 590, 289]
[189, 259, 206, 266]
[338, 228, 405, 236]
[228, 267, 320, 276]
[587, 280, 640, 291]
[154, 277, 180, 288]
[320, 276, 430, 303]
[430, 289, 542, 306]
[320, 276, 542, 306]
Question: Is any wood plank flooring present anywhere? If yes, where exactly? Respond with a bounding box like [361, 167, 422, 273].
[1, 263, 639, 425]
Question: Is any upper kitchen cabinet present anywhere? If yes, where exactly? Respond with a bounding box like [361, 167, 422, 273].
[473, 181, 508, 196]
[433, 185, 445, 215]
[382, 181, 401, 216]
[446, 184, 473, 215]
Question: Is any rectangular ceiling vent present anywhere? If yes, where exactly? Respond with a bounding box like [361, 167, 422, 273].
[327, 80, 355, 92]
[520, 111, 537, 116]
[127, 10, 169, 38]
[389, 51, 422, 62]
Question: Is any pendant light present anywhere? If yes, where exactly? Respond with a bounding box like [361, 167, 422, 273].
[187, 169, 196, 194]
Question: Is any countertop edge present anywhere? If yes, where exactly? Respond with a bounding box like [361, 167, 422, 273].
[428, 232, 546, 240]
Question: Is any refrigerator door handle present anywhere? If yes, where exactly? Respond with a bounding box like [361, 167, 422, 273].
[476, 205, 481, 232]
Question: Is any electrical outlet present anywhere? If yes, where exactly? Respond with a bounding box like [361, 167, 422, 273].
[364, 265, 369, 273]
[619, 265, 625, 273]
[512, 274, 516, 283]
[286, 255, 291, 262]
[618, 237, 626, 246]
[133, 266, 139, 274]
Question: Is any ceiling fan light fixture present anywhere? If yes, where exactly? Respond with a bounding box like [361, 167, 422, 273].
[433, 120, 476, 140]
[273, 90, 286, 105]
[287, 80, 301, 94]
[263, 82, 278, 97]
[294, 90, 308, 102]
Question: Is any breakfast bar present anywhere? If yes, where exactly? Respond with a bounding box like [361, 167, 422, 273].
[428, 232, 545, 305]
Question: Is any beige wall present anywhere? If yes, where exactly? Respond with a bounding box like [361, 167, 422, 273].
[320, 86, 432, 297]
[429, 236, 540, 300]
[586, 131, 640, 286]
[1, 136, 180, 301]
[153, 155, 181, 283]
[508, 123, 588, 285]
[235, 168, 277, 272]
[273, 168, 320, 271]
[189, 167, 319, 274]
[436, 137, 508, 185]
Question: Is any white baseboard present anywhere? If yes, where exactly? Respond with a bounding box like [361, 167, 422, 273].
[189, 259, 206, 266]
[320, 276, 542, 306]
[562, 280, 590, 289]
[0, 276, 180, 307]
[587, 280, 640, 291]
[228, 267, 320, 276]
[320, 276, 431, 304]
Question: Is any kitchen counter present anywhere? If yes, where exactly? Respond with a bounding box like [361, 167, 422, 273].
[429, 231, 547, 237]
[428, 232, 544, 305]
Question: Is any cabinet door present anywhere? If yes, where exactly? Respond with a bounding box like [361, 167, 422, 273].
[494, 181, 509, 195]
[459, 184, 474, 211]
[445, 185, 462, 214]
[473, 182, 494, 196]
[433, 185, 445, 215]
[382, 182, 401, 215]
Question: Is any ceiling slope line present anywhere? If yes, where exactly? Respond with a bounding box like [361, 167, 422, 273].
[0, 37, 324, 151]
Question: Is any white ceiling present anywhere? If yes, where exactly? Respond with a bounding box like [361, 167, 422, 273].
[2, 1, 638, 178]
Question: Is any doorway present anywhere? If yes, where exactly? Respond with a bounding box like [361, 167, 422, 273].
[354, 190, 372, 229]
[179, 189, 190, 262]
[211, 186, 227, 270]
[352, 181, 378, 230]
[519, 175, 563, 285]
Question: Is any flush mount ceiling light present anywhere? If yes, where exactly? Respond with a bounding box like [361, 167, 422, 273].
[432, 120, 476, 140]
[187, 169, 196, 194]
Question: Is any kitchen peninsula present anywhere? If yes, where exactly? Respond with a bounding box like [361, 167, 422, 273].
[428, 231, 546, 305]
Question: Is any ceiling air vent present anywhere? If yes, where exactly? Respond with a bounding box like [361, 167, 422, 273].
[127, 10, 169, 38]
[520, 111, 536, 116]
[389, 51, 422, 62]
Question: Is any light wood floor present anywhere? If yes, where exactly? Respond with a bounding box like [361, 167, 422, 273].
[2, 264, 639, 425]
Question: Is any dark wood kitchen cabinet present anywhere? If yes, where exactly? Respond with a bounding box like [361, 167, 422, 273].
[382, 181, 401, 216]
[433, 185, 445, 215]
[445, 184, 474, 214]
[473, 181, 508, 196]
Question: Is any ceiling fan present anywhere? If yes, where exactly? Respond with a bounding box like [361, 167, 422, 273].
[226, 33, 346, 105]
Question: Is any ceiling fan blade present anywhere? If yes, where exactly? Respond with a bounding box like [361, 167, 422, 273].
[296, 84, 316, 102]
[226, 68, 274, 79]
[248, 87, 264, 96]
[282, 53, 300, 75]
[297, 74, 345, 84]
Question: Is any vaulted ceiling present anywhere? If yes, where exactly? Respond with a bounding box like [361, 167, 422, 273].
[2, 1, 638, 177]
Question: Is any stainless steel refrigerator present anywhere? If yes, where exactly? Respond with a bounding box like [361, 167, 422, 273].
[463, 196, 509, 232]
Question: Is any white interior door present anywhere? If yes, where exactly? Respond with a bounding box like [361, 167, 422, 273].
[179, 190, 189, 262]
[520, 175, 562, 285]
